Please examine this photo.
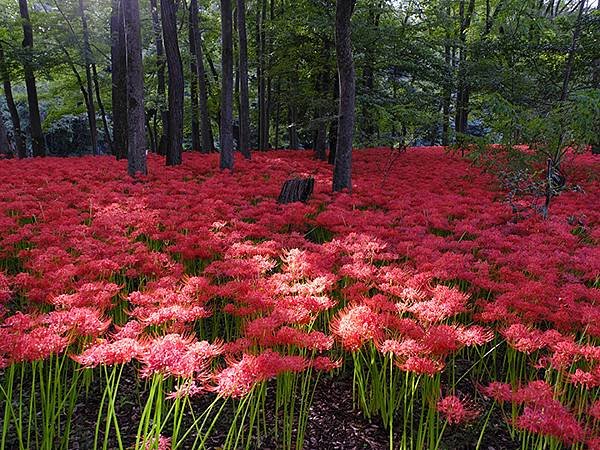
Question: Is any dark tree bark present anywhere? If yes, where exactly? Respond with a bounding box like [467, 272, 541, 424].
[18, 0, 45, 157]
[78, 0, 98, 155]
[237, 0, 251, 159]
[313, 39, 331, 161]
[0, 112, 14, 157]
[111, 0, 128, 160]
[592, 41, 600, 154]
[92, 63, 113, 154]
[124, 0, 147, 176]
[362, 2, 381, 144]
[441, 3, 452, 146]
[188, 0, 200, 152]
[220, 0, 234, 169]
[161, 0, 184, 166]
[332, 0, 356, 192]
[277, 178, 314, 204]
[59, 47, 96, 144]
[257, 0, 270, 150]
[454, 0, 475, 137]
[328, 71, 339, 165]
[288, 104, 299, 149]
[0, 43, 26, 158]
[190, 0, 214, 153]
[150, 0, 169, 155]
[273, 77, 281, 149]
[150, 0, 168, 155]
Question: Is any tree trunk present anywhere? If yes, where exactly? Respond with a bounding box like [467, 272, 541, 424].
[150, 0, 168, 156]
[18, 0, 45, 157]
[257, 0, 270, 150]
[160, 0, 183, 166]
[328, 71, 339, 165]
[78, 0, 98, 155]
[92, 63, 113, 154]
[288, 104, 299, 149]
[190, 0, 215, 153]
[237, 0, 251, 159]
[361, 3, 381, 145]
[314, 84, 327, 160]
[454, 0, 475, 137]
[441, 3, 452, 146]
[188, 0, 201, 152]
[0, 43, 26, 158]
[560, 0, 586, 102]
[220, 0, 234, 169]
[274, 77, 281, 149]
[124, 0, 147, 176]
[314, 40, 331, 161]
[0, 113, 14, 158]
[111, 0, 128, 160]
[332, 0, 356, 192]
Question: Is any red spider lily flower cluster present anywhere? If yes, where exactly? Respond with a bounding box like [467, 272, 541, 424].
[481, 380, 592, 445]
[0, 147, 598, 444]
[436, 395, 480, 425]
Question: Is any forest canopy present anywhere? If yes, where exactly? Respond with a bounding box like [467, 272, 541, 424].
[0, 0, 598, 161]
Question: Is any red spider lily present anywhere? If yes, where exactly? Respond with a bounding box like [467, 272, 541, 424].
[330, 305, 383, 351]
[139, 334, 223, 379]
[213, 350, 309, 398]
[73, 337, 144, 366]
[436, 395, 480, 424]
[396, 356, 445, 375]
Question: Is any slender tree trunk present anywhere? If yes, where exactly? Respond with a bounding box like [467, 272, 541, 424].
[441, 3, 452, 146]
[92, 63, 113, 153]
[190, 0, 215, 153]
[0, 43, 26, 158]
[146, 110, 156, 155]
[314, 40, 331, 160]
[560, 0, 586, 102]
[18, 0, 45, 156]
[150, 0, 168, 156]
[313, 74, 328, 159]
[60, 47, 97, 152]
[288, 104, 298, 149]
[220, 0, 234, 169]
[274, 77, 281, 149]
[593, 46, 600, 154]
[161, 0, 184, 166]
[124, 0, 147, 176]
[111, 0, 128, 159]
[332, 0, 356, 192]
[237, 0, 251, 158]
[78, 0, 98, 155]
[455, 0, 475, 137]
[362, 3, 381, 145]
[0, 113, 14, 158]
[257, 0, 270, 150]
[189, 0, 201, 152]
[328, 71, 339, 165]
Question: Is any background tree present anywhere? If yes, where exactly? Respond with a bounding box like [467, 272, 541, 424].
[332, 0, 356, 192]
[0, 40, 25, 158]
[112, 0, 128, 160]
[237, 0, 250, 159]
[18, 0, 44, 156]
[220, 0, 234, 170]
[161, 0, 183, 166]
[124, 0, 147, 175]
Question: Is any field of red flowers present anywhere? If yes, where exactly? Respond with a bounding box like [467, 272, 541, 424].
[0, 147, 599, 450]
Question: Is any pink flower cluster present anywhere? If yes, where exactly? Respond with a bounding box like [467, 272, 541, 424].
[0, 147, 598, 443]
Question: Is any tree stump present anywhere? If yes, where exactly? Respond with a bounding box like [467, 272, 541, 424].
[277, 177, 314, 204]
